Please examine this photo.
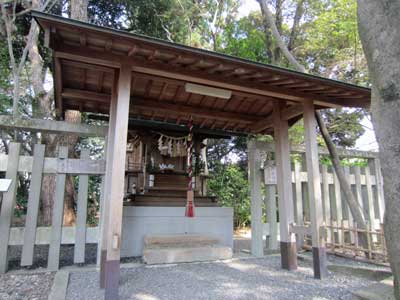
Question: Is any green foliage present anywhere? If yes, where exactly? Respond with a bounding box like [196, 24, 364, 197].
[222, 12, 270, 63]
[207, 163, 250, 227]
[300, 0, 368, 85]
[321, 108, 365, 148]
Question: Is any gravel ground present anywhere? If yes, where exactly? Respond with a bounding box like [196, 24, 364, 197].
[0, 272, 54, 300]
[7, 244, 99, 271]
[66, 255, 378, 300]
[7, 244, 142, 271]
[298, 250, 391, 272]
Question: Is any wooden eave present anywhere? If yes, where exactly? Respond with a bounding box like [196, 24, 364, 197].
[33, 11, 371, 136]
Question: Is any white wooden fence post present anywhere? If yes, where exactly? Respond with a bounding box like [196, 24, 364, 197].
[74, 149, 90, 264]
[333, 169, 343, 245]
[21, 144, 45, 267]
[321, 164, 331, 245]
[248, 140, 263, 257]
[294, 160, 304, 250]
[374, 158, 385, 222]
[0, 143, 21, 273]
[344, 166, 355, 243]
[48, 146, 68, 271]
[264, 160, 278, 250]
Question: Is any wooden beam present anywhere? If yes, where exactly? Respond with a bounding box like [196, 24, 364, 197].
[303, 100, 327, 279]
[267, 79, 297, 86]
[53, 44, 359, 108]
[127, 45, 138, 57]
[0, 115, 108, 137]
[59, 88, 263, 124]
[133, 98, 260, 124]
[62, 88, 110, 103]
[61, 59, 115, 74]
[79, 32, 87, 46]
[103, 65, 132, 299]
[281, 104, 304, 121]
[97, 72, 105, 93]
[54, 57, 63, 115]
[252, 104, 303, 133]
[158, 83, 168, 100]
[240, 72, 264, 80]
[99, 87, 116, 289]
[168, 55, 183, 65]
[206, 63, 225, 74]
[252, 115, 274, 133]
[273, 101, 297, 271]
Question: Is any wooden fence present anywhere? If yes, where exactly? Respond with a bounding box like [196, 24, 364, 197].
[0, 138, 388, 273]
[260, 142, 387, 262]
[0, 142, 105, 273]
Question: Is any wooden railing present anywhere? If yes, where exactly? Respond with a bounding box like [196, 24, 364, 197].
[260, 142, 386, 263]
[0, 142, 105, 273]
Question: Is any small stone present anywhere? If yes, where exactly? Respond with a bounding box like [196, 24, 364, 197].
[0, 293, 10, 300]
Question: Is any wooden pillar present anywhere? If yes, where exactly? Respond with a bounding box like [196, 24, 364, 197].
[303, 100, 327, 279]
[99, 76, 117, 287]
[248, 140, 264, 257]
[264, 160, 278, 250]
[100, 65, 132, 299]
[273, 101, 297, 270]
[97, 137, 108, 268]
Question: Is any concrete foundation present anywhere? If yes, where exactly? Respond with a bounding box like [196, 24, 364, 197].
[121, 207, 234, 257]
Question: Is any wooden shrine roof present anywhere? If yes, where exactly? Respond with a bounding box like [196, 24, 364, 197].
[33, 11, 371, 135]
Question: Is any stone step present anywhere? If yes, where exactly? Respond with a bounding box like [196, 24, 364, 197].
[147, 187, 188, 195]
[143, 245, 233, 264]
[126, 201, 219, 207]
[144, 234, 221, 248]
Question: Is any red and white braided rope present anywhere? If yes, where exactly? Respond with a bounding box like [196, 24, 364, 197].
[187, 118, 193, 191]
[186, 118, 194, 217]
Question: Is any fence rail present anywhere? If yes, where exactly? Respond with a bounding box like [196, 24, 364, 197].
[0, 142, 105, 273]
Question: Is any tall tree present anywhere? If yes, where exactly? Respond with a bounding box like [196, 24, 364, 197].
[256, 0, 369, 244]
[357, 1, 400, 298]
[59, 0, 90, 225]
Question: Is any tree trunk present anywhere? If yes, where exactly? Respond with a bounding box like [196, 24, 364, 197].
[59, 110, 82, 225]
[54, 0, 90, 225]
[273, 0, 283, 63]
[358, 2, 400, 298]
[257, 0, 306, 72]
[315, 111, 369, 250]
[71, 0, 89, 21]
[288, 0, 304, 51]
[256, 1, 275, 63]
